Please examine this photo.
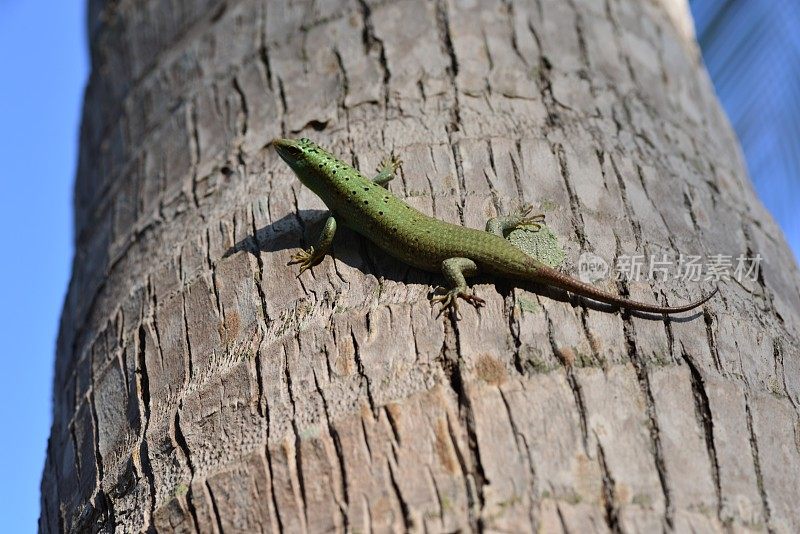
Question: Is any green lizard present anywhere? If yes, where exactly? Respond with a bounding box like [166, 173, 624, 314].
[274, 138, 716, 316]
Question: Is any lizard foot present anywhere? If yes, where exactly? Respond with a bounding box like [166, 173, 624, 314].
[515, 204, 546, 232]
[287, 246, 324, 276]
[431, 286, 486, 318]
[377, 154, 403, 174]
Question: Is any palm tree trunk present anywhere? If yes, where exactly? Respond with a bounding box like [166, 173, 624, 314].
[41, 0, 800, 532]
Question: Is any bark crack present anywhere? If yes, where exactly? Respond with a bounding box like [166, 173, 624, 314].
[386, 458, 412, 530]
[554, 143, 588, 249]
[682, 349, 723, 519]
[446, 319, 487, 531]
[596, 436, 622, 534]
[544, 307, 590, 452]
[135, 322, 157, 526]
[506, 291, 524, 375]
[173, 409, 202, 530]
[608, 152, 643, 249]
[88, 378, 114, 531]
[350, 327, 378, 416]
[311, 366, 350, 529]
[450, 142, 467, 226]
[264, 443, 285, 534]
[745, 396, 774, 532]
[282, 341, 309, 529]
[357, 0, 391, 111]
[231, 75, 249, 137]
[204, 480, 225, 534]
[623, 319, 673, 529]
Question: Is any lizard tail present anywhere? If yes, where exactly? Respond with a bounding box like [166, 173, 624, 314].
[530, 265, 718, 314]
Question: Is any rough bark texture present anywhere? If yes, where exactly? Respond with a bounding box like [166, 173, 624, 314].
[41, 0, 800, 532]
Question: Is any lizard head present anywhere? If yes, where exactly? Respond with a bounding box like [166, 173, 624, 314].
[273, 137, 339, 192]
[273, 138, 307, 166]
[273, 137, 330, 170]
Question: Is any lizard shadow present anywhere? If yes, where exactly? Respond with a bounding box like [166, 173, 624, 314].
[506, 280, 703, 323]
[227, 209, 705, 323]
[224, 209, 435, 287]
[493, 279, 705, 323]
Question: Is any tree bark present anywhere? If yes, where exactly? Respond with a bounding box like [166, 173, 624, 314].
[41, 0, 800, 532]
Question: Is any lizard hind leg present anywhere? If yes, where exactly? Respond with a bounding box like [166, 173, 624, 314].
[372, 153, 402, 187]
[485, 203, 546, 237]
[431, 257, 485, 317]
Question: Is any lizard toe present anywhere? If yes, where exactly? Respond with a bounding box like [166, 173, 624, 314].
[432, 288, 483, 318]
[463, 293, 486, 308]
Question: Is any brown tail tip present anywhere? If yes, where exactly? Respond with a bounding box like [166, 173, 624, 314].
[657, 284, 719, 314]
[692, 284, 718, 307]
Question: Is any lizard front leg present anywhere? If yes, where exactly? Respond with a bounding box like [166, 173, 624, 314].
[372, 153, 402, 187]
[485, 203, 545, 237]
[431, 257, 485, 317]
[287, 213, 337, 275]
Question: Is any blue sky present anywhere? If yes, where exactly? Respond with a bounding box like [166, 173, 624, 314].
[691, 0, 800, 261]
[0, 1, 796, 532]
[0, 0, 87, 530]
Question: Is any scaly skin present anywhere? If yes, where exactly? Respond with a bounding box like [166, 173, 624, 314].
[275, 138, 716, 316]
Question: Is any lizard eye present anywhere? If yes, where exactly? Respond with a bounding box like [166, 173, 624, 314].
[285, 145, 303, 157]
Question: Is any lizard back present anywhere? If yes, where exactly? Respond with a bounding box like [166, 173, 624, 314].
[288, 141, 535, 275]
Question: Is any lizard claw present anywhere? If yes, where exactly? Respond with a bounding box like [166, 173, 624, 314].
[377, 154, 402, 174]
[515, 204, 546, 232]
[431, 287, 486, 318]
[287, 246, 323, 275]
